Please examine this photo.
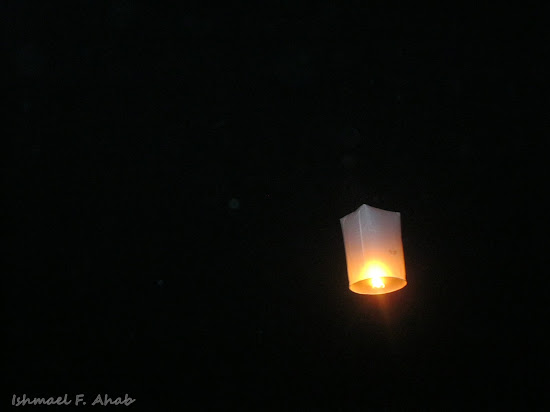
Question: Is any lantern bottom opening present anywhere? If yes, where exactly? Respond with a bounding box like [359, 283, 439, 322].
[349, 277, 407, 295]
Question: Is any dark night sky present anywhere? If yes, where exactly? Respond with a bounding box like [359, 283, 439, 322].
[4, 2, 546, 410]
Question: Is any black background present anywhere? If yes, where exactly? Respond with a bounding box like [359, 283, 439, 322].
[5, 2, 546, 410]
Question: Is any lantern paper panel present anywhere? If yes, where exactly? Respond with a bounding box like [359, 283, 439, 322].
[340, 204, 407, 295]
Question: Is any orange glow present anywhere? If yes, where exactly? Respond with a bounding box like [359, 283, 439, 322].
[371, 276, 385, 288]
[366, 262, 388, 288]
[366, 262, 388, 278]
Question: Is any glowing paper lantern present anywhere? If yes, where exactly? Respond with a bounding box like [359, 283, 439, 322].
[340, 204, 406, 294]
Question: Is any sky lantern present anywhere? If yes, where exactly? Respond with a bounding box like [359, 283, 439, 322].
[340, 204, 407, 295]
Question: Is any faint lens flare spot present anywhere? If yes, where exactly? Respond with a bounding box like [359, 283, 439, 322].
[228, 198, 240, 210]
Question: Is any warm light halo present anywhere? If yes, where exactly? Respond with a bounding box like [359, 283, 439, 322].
[363, 260, 391, 287]
[348, 276, 407, 295]
[352, 260, 405, 294]
[363, 260, 391, 278]
[370, 276, 385, 288]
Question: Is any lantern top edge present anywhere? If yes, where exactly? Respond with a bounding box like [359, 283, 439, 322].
[340, 203, 401, 222]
